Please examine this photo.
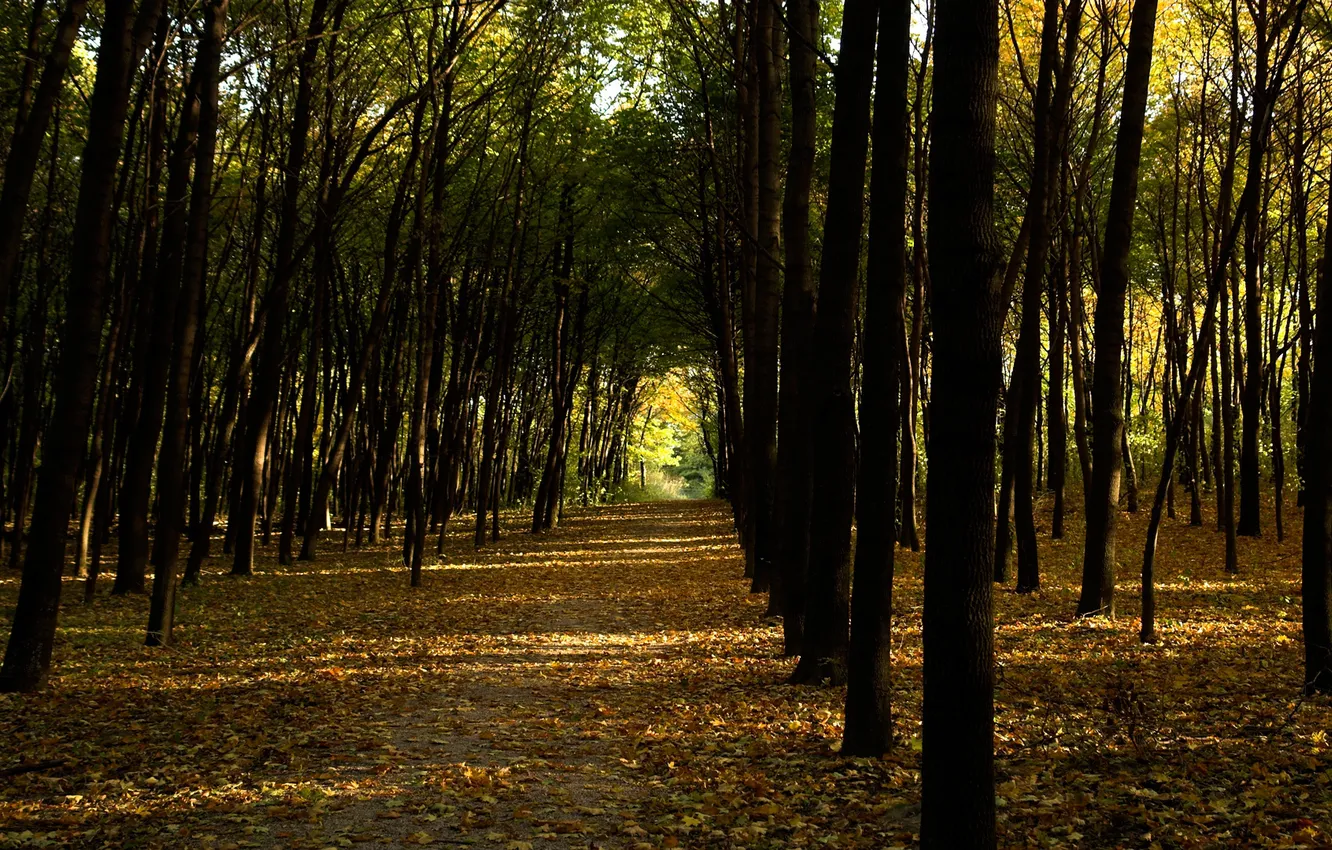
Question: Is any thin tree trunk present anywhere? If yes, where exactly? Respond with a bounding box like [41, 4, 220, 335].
[146, 0, 226, 645]
[787, 0, 876, 688]
[844, 0, 907, 757]
[1077, 0, 1159, 618]
[1222, 266, 1239, 572]
[747, 0, 781, 596]
[230, 0, 329, 576]
[0, 0, 91, 329]
[773, 0, 819, 655]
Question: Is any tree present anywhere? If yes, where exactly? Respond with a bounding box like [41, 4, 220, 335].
[0, 0, 164, 692]
[746, 0, 782, 596]
[1301, 191, 1332, 694]
[844, 0, 909, 757]
[1077, 0, 1160, 618]
[772, 0, 820, 656]
[145, 0, 228, 646]
[229, 0, 329, 577]
[788, 0, 878, 687]
[0, 0, 89, 333]
[919, 0, 1004, 842]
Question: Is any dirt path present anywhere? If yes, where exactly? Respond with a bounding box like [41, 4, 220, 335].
[276, 500, 769, 850]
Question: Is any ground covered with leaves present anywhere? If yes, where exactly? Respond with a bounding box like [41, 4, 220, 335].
[1, 497, 1330, 849]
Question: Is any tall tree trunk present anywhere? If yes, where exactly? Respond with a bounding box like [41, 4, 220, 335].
[899, 7, 932, 553]
[1043, 0, 1082, 546]
[8, 132, 60, 573]
[1301, 191, 1332, 694]
[747, 0, 781, 595]
[146, 0, 226, 645]
[773, 0, 819, 655]
[534, 189, 576, 533]
[787, 0, 877, 688]
[1294, 70, 1312, 507]
[302, 96, 429, 561]
[1077, 0, 1159, 618]
[843, 0, 907, 757]
[1010, 0, 1063, 594]
[404, 165, 437, 580]
[1221, 267, 1239, 572]
[230, 0, 329, 576]
[476, 111, 531, 549]
[737, 0, 760, 571]
[1049, 239, 1068, 539]
[1238, 0, 1271, 538]
[0, 0, 164, 692]
[920, 0, 1003, 837]
[1139, 0, 1306, 638]
[115, 64, 201, 595]
[0, 0, 91, 330]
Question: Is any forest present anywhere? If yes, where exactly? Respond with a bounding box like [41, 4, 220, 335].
[1, 0, 1331, 844]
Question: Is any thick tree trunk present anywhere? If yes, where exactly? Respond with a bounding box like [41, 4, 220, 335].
[1301, 193, 1332, 694]
[0, 0, 164, 692]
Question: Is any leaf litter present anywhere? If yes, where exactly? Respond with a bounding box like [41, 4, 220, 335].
[0, 496, 1329, 848]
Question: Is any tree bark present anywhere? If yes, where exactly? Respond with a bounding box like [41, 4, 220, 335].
[0, 0, 164, 692]
[787, 0, 877, 688]
[1077, 0, 1159, 617]
[1238, 0, 1271, 538]
[0, 0, 91, 332]
[844, 0, 908, 757]
[1301, 190, 1332, 694]
[115, 61, 201, 595]
[747, 0, 781, 595]
[920, 0, 1003, 837]
[230, 0, 328, 576]
[773, 0, 819, 655]
[146, 0, 227, 645]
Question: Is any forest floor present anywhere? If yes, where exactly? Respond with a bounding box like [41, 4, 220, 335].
[1, 496, 1331, 849]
